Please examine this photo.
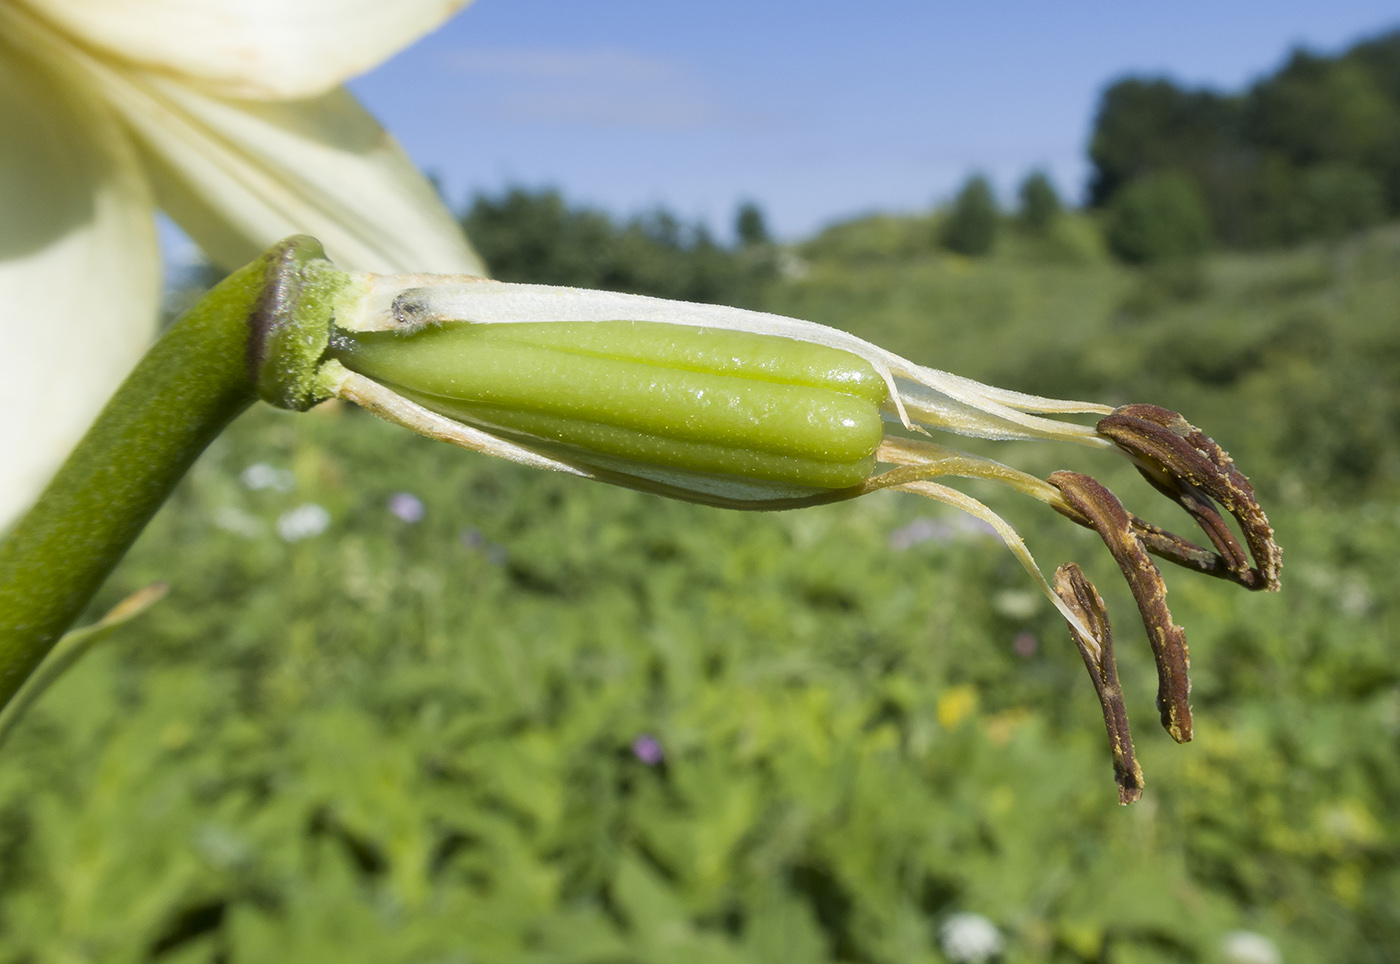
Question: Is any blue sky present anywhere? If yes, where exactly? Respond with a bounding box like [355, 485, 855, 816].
[351, 1, 1398, 242]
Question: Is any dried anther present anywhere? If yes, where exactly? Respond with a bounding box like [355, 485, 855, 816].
[1096, 404, 1281, 592]
[1048, 470, 1193, 744]
[1041, 405, 1283, 797]
[1054, 564, 1144, 805]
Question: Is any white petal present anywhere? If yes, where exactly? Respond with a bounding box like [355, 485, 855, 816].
[15, 0, 473, 99]
[89, 62, 484, 275]
[0, 48, 160, 528]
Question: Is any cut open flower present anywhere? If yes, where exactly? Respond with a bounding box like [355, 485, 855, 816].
[252, 259, 1280, 801]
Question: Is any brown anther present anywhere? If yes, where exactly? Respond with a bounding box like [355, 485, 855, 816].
[1096, 404, 1281, 593]
[1054, 564, 1144, 804]
[1126, 512, 1237, 578]
[1048, 471, 1193, 744]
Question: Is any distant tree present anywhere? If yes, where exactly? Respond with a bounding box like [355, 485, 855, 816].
[1105, 172, 1212, 264]
[1087, 78, 1255, 245]
[1293, 164, 1386, 239]
[941, 175, 999, 256]
[1087, 78, 1245, 208]
[634, 208, 683, 249]
[1349, 30, 1400, 209]
[735, 202, 771, 247]
[462, 187, 615, 287]
[1017, 171, 1062, 234]
[1246, 51, 1400, 169]
[1088, 30, 1400, 249]
[1351, 29, 1400, 97]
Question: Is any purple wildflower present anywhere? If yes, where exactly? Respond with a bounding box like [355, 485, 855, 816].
[388, 492, 425, 523]
[1013, 631, 1038, 659]
[631, 734, 664, 766]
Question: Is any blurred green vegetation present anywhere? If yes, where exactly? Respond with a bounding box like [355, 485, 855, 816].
[1088, 29, 1400, 250]
[3, 196, 1399, 963]
[1103, 172, 1213, 264]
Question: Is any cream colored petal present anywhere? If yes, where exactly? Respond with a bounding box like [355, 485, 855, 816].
[0, 46, 160, 529]
[14, 0, 472, 99]
[89, 62, 483, 275]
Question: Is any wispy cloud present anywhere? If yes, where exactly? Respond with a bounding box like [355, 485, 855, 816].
[435, 46, 774, 131]
[496, 91, 768, 130]
[441, 47, 683, 83]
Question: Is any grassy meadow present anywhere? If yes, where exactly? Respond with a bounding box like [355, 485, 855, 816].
[1, 213, 1397, 963]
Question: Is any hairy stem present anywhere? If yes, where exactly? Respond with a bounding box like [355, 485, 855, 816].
[0, 236, 337, 710]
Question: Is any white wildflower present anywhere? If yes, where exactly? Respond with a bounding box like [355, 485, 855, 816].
[939, 912, 1004, 964]
[240, 463, 295, 493]
[1221, 930, 1282, 964]
[276, 503, 330, 542]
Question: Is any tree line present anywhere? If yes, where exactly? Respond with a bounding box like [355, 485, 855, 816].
[463, 173, 1070, 291]
[1089, 28, 1400, 255]
[460, 29, 1400, 282]
[460, 189, 777, 306]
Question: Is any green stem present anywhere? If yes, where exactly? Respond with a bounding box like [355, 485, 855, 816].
[0, 236, 339, 711]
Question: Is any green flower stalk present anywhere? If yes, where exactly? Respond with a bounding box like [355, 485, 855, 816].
[0, 237, 1281, 802]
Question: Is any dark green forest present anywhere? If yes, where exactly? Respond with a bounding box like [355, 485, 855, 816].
[1089, 29, 1400, 252]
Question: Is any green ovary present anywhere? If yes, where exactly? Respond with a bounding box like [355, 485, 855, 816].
[334, 320, 889, 489]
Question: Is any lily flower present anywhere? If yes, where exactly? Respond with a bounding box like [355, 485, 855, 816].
[274, 264, 1280, 802]
[0, 0, 485, 527]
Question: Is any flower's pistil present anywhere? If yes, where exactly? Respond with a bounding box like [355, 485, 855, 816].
[333, 319, 888, 492]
